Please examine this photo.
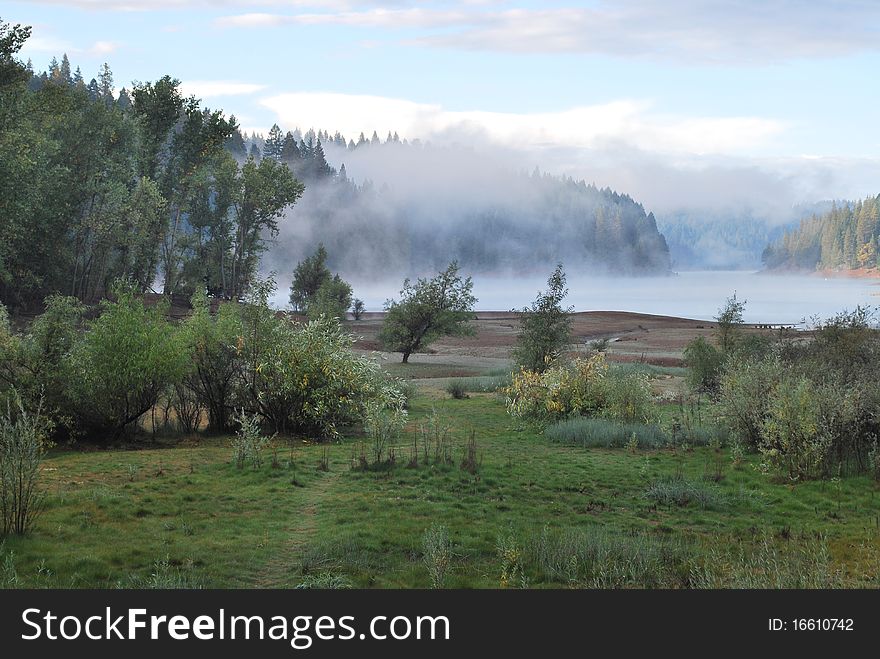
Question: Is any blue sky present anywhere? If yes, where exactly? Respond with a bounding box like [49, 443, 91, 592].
[7, 1, 880, 211]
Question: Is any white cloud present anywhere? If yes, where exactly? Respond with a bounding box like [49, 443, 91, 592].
[86, 40, 119, 56]
[260, 91, 784, 156]
[215, 1, 880, 63]
[25, 0, 391, 11]
[180, 80, 268, 98]
[19, 32, 120, 59]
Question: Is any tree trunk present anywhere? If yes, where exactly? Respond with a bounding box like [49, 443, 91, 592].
[402, 351, 410, 363]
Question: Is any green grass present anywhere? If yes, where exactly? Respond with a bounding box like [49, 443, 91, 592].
[545, 418, 670, 448]
[2, 392, 879, 588]
[612, 363, 688, 378]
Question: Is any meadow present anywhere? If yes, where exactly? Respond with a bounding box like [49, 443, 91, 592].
[3, 375, 878, 589]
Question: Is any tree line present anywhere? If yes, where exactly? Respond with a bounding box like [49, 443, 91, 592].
[1, 20, 303, 311]
[762, 195, 880, 272]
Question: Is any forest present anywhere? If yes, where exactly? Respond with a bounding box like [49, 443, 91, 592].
[0, 32, 672, 316]
[762, 195, 880, 273]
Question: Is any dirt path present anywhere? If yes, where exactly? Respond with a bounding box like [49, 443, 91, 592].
[252, 469, 340, 588]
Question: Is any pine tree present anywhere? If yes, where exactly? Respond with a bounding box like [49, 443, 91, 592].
[116, 86, 132, 110]
[280, 131, 301, 164]
[263, 123, 284, 161]
[59, 53, 71, 84]
[98, 62, 114, 103]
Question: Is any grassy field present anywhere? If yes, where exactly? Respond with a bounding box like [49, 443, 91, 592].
[3, 382, 879, 589]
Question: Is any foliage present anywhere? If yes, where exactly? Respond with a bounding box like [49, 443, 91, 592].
[351, 298, 365, 320]
[239, 281, 405, 439]
[714, 293, 745, 356]
[512, 264, 572, 372]
[505, 354, 653, 423]
[179, 289, 242, 433]
[0, 29, 302, 309]
[379, 262, 477, 363]
[683, 336, 724, 395]
[308, 274, 353, 322]
[764, 195, 880, 273]
[66, 283, 189, 439]
[230, 410, 272, 470]
[0, 393, 51, 537]
[717, 356, 784, 450]
[445, 379, 468, 400]
[717, 308, 880, 479]
[289, 244, 331, 313]
[362, 402, 407, 465]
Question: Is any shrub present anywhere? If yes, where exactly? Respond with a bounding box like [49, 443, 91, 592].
[231, 410, 272, 469]
[602, 368, 653, 423]
[1, 296, 84, 438]
[363, 402, 407, 466]
[545, 417, 668, 449]
[757, 375, 828, 480]
[238, 282, 405, 439]
[66, 283, 189, 439]
[422, 524, 452, 589]
[505, 354, 653, 423]
[0, 394, 52, 537]
[717, 356, 783, 450]
[683, 336, 724, 395]
[307, 274, 353, 322]
[178, 289, 241, 433]
[445, 379, 468, 399]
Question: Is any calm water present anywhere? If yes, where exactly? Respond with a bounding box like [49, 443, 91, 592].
[273, 271, 880, 325]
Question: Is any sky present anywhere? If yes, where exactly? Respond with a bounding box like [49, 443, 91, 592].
[7, 0, 880, 214]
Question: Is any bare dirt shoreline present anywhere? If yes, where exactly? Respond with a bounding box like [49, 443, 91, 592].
[351, 309, 781, 368]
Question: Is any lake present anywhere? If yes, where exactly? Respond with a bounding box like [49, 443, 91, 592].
[309, 270, 879, 324]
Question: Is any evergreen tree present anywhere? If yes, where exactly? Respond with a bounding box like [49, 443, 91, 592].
[263, 123, 284, 161]
[59, 53, 71, 84]
[98, 62, 113, 103]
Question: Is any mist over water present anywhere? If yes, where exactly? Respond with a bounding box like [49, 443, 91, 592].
[271, 270, 878, 324]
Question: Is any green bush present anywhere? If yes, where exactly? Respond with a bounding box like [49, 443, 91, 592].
[178, 289, 242, 433]
[506, 354, 653, 423]
[238, 282, 405, 439]
[1, 296, 84, 437]
[717, 356, 783, 450]
[66, 284, 189, 439]
[445, 379, 468, 399]
[683, 336, 724, 395]
[307, 274, 353, 322]
[1, 394, 52, 537]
